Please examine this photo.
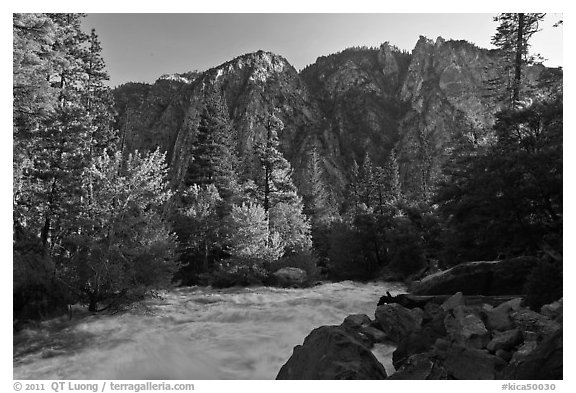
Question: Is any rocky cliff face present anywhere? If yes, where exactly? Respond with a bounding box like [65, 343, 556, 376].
[113, 37, 558, 203]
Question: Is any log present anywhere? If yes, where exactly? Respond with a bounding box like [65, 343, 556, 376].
[377, 292, 522, 309]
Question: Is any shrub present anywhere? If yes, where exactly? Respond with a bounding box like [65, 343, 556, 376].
[326, 222, 373, 280]
[523, 258, 563, 311]
[386, 217, 427, 277]
[205, 257, 270, 288]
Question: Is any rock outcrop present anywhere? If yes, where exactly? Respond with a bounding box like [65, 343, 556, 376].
[374, 303, 423, 343]
[279, 291, 562, 380]
[272, 267, 307, 287]
[276, 325, 387, 380]
[114, 39, 560, 204]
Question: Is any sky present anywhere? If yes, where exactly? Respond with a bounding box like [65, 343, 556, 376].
[82, 13, 563, 87]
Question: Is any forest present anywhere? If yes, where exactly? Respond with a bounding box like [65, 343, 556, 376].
[13, 13, 562, 327]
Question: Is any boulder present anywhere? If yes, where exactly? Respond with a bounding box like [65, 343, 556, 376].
[443, 345, 506, 379]
[541, 298, 563, 321]
[389, 353, 448, 380]
[276, 325, 387, 379]
[495, 349, 513, 363]
[393, 330, 437, 369]
[504, 329, 562, 380]
[510, 309, 561, 340]
[342, 314, 372, 329]
[411, 257, 539, 296]
[495, 298, 523, 313]
[374, 303, 423, 343]
[510, 340, 539, 363]
[360, 326, 387, 344]
[444, 306, 489, 349]
[487, 329, 523, 353]
[441, 291, 465, 311]
[482, 304, 514, 331]
[272, 267, 307, 287]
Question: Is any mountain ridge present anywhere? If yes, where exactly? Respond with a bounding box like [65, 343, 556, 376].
[113, 35, 561, 203]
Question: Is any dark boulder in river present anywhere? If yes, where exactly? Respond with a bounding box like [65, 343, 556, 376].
[276, 325, 387, 379]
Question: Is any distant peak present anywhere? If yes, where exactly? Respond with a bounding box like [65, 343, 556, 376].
[157, 72, 197, 84]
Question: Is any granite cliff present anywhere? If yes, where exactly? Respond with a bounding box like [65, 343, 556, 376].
[113, 36, 557, 203]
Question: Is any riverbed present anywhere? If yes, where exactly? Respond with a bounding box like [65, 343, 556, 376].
[14, 281, 406, 379]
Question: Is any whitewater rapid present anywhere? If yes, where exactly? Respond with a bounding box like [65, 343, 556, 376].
[13, 281, 406, 380]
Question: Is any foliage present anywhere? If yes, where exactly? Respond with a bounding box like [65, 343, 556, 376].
[304, 145, 337, 227]
[171, 184, 223, 284]
[436, 96, 562, 265]
[206, 257, 270, 288]
[184, 92, 240, 201]
[253, 113, 298, 211]
[226, 203, 284, 261]
[523, 259, 563, 311]
[490, 13, 546, 106]
[386, 216, 426, 276]
[63, 149, 178, 311]
[326, 221, 371, 280]
[269, 200, 312, 255]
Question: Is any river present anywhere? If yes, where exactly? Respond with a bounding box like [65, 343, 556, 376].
[13, 281, 406, 380]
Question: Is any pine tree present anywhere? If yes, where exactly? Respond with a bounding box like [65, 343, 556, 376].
[184, 92, 239, 201]
[254, 112, 297, 212]
[13, 14, 117, 259]
[348, 159, 361, 212]
[491, 13, 546, 107]
[359, 153, 375, 208]
[306, 145, 335, 225]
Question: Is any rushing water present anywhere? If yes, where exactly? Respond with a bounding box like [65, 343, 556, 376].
[14, 281, 406, 380]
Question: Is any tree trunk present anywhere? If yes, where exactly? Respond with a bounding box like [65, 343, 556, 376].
[88, 296, 98, 312]
[513, 13, 525, 105]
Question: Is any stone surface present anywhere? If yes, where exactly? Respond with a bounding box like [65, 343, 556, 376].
[393, 331, 437, 369]
[444, 306, 490, 349]
[510, 309, 561, 340]
[487, 329, 523, 353]
[495, 349, 513, 363]
[374, 303, 423, 343]
[272, 267, 307, 287]
[389, 353, 447, 380]
[276, 325, 387, 379]
[511, 341, 539, 363]
[495, 298, 523, 313]
[443, 345, 506, 380]
[541, 298, 563, 321]
[342, 314, 372, 329]
[482, 304, 514, 331]
[504, 329, 562, 380]
[115, 38, 561, 207]
[441, 291, 465, 311]
[360, 326, 387, 344]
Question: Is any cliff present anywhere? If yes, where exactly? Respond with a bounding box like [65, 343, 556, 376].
[113, 36, 560, 202]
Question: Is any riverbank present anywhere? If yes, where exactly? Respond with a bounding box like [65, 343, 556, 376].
[277, 291, 563, 379]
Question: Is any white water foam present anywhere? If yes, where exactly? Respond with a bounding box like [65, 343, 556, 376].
[14, 281, 405, 380]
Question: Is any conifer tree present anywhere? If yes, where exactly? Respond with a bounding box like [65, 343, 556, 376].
[184, 92, 239, 201]
[491, 13, 546, 107]
[254, 112, 297, 212]
[359, 153, 375, 208]
[253, 112, 312, 255]
[306, 145, 334, 226]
